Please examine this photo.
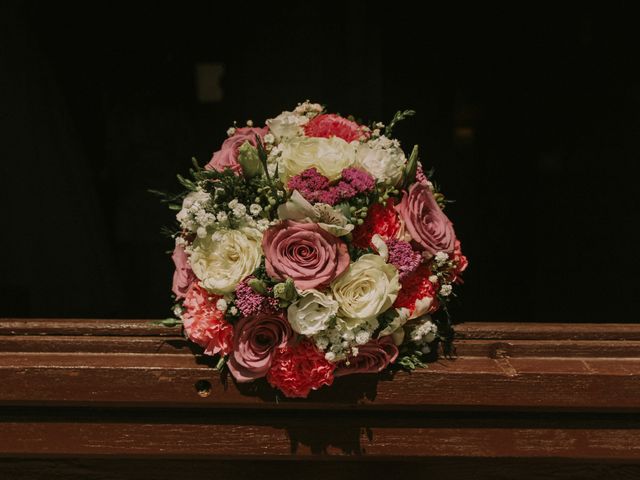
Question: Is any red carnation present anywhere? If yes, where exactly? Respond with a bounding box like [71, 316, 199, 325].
[267, 340, 335, 398]
[351, 198, 401, 249]
[450, 240, 468, 284]
[303, 113, 368, 143]
[393, 264, 439, 318]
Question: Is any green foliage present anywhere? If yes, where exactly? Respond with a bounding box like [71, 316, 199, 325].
[151, 318, 183, 327]
[385, 109, 416, 137]
[395, 349, 428, 371]
[402, 145, 419, 191]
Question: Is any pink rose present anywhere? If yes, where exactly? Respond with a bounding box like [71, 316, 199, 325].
[303, 113, 368, 143]
[171, 243, 196, 299]
[227, 312, 292, 382]
[395, 182, 456, 258]
[205, 126, 268, 175]
[182, 283, 234, 356]
[262, 220, 350, 290]
[334, 335, 399, 377]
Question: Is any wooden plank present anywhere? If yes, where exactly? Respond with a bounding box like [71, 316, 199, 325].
[0, 336, 192, 354]
[456, 322, 640, 341]
[0, 319, 182, 337]
[1, 459, 639, 480]
[1, 353, 639, 410]
[454, 339, 640, 358]
[1, 415, 640, 459]
[2, 318, 640, 340]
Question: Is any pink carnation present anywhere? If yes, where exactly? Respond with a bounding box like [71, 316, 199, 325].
[267, 340, 335, 398]
[303, 114, 368, 142]
[182, 283, 234, 356]
[205, 126, 268, 175]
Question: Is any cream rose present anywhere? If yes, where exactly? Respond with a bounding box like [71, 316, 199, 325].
[279, 137, 356, 182]
[189, 228, 262, 294]
[356, 143, 406, 186]
[266, 111, 308, 141]
[331, 254, 400, 326]
[287, 289, 338, 336]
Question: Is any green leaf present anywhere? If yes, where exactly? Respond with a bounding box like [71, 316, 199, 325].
[151, 318, 183, 328]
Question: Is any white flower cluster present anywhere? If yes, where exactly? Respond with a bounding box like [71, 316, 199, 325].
[410, 317, 438, 353]
[313, 316, 378, 362]
[293, 100, 324, 118]
[176, 189, 214, 232]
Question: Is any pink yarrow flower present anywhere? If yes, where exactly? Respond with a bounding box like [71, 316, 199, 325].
[287, 167, 375, 206]
[234, 276, 279, 317]
[386, 238, 422, 280]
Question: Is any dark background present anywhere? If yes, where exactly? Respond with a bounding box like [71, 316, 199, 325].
[1, 2, 638, 322]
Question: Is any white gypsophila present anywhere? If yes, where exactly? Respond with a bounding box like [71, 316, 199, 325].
[428, 275, 439, 283]
[355, 329, 371, 345]
[263, 133, 275, 144]
[331, 254, 400, 326]
[189, 227, 262, 294]
[410, 317, 438, 345]
[279, 136, 356, 182]
[287, 289, 338, 336]
[315, 335, 329, 350]
[249, 204, 262, 216]
[434, 251, 449, 266]
[368, 135, 400, 150]
[226, 127, 236, 137]
[355, 142, 407, 186]
[277, 190, 354, 237]
[196, 227, 207, 238]
[294, 101, 324, 117]
[246, 119, 253, 127]
[216, 298, 228, 312]
[324, 351, 336, 362]
[232, 203, 246, 217]
[439, 284, 453, 297]
[216, 211, 228, 223]
[266, 111, 308, 141]
[176, 189, 212, 232]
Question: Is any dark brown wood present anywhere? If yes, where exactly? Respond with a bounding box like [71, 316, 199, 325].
[0, 317, 639, 478]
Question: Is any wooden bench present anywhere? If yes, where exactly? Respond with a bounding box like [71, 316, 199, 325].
[1, 319, 639, 479]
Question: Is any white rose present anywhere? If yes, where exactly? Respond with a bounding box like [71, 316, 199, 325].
[331, 254, 400, 326]
[287, 289, 338, 336]
[189, 227, 262, 294]
[279, 136, 356, 182]
[356, 143, 406, 186]
[266, 111, 308, 141]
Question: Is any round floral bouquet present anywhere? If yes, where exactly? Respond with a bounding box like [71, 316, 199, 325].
[161, 101, 467, 398]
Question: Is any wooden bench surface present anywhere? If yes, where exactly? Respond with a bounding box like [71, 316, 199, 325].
[1, 319, 639, 479]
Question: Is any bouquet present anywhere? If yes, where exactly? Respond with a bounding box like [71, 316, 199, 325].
[161, 101, 467, 398]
